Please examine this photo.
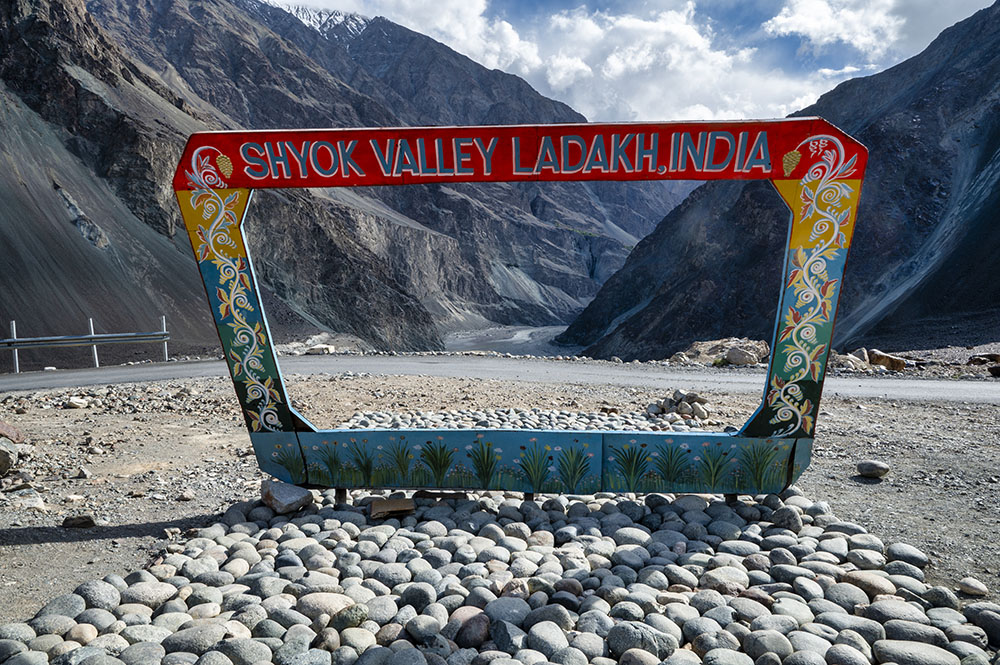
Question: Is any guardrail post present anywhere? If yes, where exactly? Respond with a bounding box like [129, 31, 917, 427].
[10, 321, 18, 374]
[161, 315, 168, 362]
[89, 318, 99, 368]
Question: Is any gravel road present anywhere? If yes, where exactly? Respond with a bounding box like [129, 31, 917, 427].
[2, 355, 999, 404]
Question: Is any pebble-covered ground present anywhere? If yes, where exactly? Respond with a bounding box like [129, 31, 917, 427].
[1, 487, 998, 665]
[2, 368, 999, 665]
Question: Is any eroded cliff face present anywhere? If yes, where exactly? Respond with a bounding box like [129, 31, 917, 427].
[560, 2, 1000, 360]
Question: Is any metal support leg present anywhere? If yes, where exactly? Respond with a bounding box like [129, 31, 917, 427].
[10, 321, 18, 374]
[335, 487, 347, 505]
[524, 492, 534, 503]
[89, 318, 99, 368]
[724, 493, 738, 505]
[161, 315, 168, 362]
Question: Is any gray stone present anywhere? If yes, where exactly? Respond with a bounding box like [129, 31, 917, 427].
[405, 616, 440, 644]
[886, 543, 929, 568]
[119, 582, 177, 608]
[214, 638, 272, 665]
[742, 630, 792, 660]
[782, 653, 825, 665]
[483, 598, 530, 627]
[161, 625, 228, 655]
[856, 460, 889, 478]
[117, 642, 167, 665]
[330, 605, 369, 632]
[527, 621, 568, 657]
[340, 627, 376, 653]
[606, 622, 677, 659]
[618, 648, 660, 665]
[399, 584, 436, 613]
[701, 649, 753, 665]
[194, 653, 235, 665]
[872, 639, 961, 665]
[8, 653, 57, 665]
[35, 594, 86, 619]
[455, 614, 490, 649]
[75, 581, 122, 611]
[262, 480, 313, 514]
[389, 649, 427, 665]
[824, 644, 869, 665]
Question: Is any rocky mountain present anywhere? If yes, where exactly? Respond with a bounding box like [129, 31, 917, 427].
[559, 1, 1000, 359]
[0, 0, 689, 370]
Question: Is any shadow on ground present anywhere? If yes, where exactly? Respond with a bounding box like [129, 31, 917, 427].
[0, 514, 217, 546]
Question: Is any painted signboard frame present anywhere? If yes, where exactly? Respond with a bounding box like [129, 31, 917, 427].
[173, 118, 867, 495]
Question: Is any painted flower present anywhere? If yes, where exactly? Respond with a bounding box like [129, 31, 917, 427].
[694, 456, 701, 461]
[494, 448, 502, 453]
[553, 446, 562, 451]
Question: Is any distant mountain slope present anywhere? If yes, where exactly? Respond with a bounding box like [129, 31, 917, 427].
[1, 0, 689, 368]
[559, 1, 1000, 359]
[0, 0, 689, 368]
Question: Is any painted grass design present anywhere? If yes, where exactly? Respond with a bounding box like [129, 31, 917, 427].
[386, 437, 413, 484]
[738, 440, 785, 492]
[518, 442, 552, 492]
[695, 442, 736, 490]
[272, 444, 306, 484]
[652, 442, 688, 484]
[347, 439, 376, 486]
[611, 442, 649, 493]
[420, 439, 455, 486]
[556, 443, 591, 493]
[467, 436, 500, 488]
[314, 441, 342, 484]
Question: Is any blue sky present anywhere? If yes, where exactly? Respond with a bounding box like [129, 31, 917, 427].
[296, 0, 994, 121]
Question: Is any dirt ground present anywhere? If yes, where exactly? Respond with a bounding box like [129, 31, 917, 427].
[1, 369, 998, 623]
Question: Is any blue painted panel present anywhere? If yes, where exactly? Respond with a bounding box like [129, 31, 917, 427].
[250, 431, 306, 484]
[294, 429, 604, 493]
[603, 432, 799, 495]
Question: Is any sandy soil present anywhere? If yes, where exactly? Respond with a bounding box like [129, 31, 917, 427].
[1, 368, 998, 624]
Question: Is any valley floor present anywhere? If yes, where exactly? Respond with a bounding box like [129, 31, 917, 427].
[1, 369, 998, 624]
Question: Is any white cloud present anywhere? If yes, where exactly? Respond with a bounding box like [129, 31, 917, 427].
[295, 0, 991, 122]
[762, 0, 903, 57]
[320, 0, 542, 73]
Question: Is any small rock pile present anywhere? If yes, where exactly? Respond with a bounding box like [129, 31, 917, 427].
[0, 484, 996, 665]
[339, 391, 720, 433]
[669, 339, 770, 368]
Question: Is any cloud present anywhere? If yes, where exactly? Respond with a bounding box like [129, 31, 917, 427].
[762, 0, 903, 57]
[293, 0, 991, 122]
[323, 0, 542, 73]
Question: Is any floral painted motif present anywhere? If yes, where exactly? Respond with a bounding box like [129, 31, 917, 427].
[185, 147, 286, 433]
[765, 134, 859, 437]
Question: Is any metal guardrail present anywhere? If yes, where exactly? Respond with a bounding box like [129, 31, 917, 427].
[2, 317, 169, 373]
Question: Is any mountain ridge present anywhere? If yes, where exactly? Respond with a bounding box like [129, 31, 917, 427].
[558, 1, 1000, 359]
[0, 0, 688, 369]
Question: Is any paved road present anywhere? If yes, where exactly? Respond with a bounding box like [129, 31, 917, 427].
[2, 355, 998, 404]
